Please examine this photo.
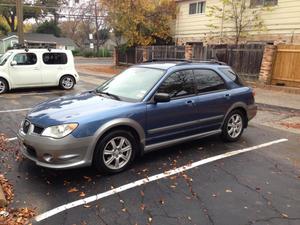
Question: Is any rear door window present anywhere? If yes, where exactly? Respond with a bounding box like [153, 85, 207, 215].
[43, 53, 68, 65]
[193, 69, 227, 93]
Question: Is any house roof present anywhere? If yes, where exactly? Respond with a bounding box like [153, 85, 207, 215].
[1, 33, 77, 47]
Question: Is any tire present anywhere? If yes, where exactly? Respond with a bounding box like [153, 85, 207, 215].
[93, 130, 138, 174]
[221, 110, 246, 142]
[0, 78, 8, 94]
[59, 75, 75, 90]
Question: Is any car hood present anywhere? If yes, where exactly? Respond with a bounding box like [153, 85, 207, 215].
[27, 92, 133, 127]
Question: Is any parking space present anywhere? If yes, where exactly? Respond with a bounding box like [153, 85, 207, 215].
[1, 72, 300, 225]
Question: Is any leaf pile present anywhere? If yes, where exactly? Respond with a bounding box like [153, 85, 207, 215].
[0, 207, 35, 225]
[0, 174, 14, 203]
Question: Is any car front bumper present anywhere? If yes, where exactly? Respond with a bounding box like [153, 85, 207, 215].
[17, 129, 93, 169]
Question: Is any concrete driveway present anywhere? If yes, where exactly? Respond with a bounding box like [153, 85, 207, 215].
[0, 72, 300, 225]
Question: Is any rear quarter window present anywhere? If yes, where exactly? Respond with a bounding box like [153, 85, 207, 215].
[43, 53, 68, 65]
[220, 68, 245, 86]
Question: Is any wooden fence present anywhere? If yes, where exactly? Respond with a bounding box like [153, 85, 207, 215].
[271, 44, 300, 88]
[116, 44, 265, 80]
[192, 44, 265, 80]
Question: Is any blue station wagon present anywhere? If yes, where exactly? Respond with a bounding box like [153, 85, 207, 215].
[18, 60, 257, 173]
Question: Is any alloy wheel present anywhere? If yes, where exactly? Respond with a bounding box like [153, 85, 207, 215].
[0, 80, 6, 94]
[227, 113, 243, 138]
[102, 136, 132, 170]
[62, 77, 74, 89]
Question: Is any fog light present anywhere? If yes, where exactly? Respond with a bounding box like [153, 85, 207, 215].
[43, 154, 54, 162]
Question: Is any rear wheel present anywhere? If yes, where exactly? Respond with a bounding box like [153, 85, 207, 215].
[59, 75, 75, 90]
[0, 78, 8, 94]
[93, 130, 137, 173]
[221, 110, 245, 142]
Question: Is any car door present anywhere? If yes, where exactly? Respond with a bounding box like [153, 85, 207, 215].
[42, 52, 68, 85]
[9, 52, 42, 87]
[193, 69, 232, 132]
[146, 69, 199, 145]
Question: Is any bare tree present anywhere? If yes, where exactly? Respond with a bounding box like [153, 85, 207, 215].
[207, 0, 266, 45]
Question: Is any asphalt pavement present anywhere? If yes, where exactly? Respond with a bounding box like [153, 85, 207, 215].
[0, 72, 300, 225]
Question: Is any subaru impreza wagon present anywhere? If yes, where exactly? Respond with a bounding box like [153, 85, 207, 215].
[18, 60, 257, 173]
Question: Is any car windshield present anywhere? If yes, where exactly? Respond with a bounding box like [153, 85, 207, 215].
[96, 67, 165, 102]
[0, 52, 13, 66]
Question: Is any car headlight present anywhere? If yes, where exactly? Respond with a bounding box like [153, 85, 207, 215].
[41, 123, 78, 139]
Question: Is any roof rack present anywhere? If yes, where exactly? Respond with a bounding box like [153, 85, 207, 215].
[143, 58, 227, 66]
[189, 59, 227, 65]
[143, 59, 191, 63]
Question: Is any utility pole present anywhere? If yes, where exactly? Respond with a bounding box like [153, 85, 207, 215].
[94, 2, 99, 52]
[16, 0, 24, 45]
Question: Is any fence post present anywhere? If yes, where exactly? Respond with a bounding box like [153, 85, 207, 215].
[259, 45, 277, 85]
[113, 47, 119, 66]
[185, 44, 193, 60]
[142, 47, 149, 62]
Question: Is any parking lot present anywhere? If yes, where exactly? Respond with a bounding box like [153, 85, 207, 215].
[1, 68, 300, 225]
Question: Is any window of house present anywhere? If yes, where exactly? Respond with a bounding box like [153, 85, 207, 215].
[193, 69, 226, 93]
[158, 70, 195, 98]
[189, 1, 206, 15]
[13, 53, 37, 65]
[42, 53, 68, 65]
[250, 0, 278, 7]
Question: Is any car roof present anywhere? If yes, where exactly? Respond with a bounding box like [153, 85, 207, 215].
[135, 60, 230, 71]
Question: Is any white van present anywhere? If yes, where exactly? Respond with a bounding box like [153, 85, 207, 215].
[0, 49, 80, 94]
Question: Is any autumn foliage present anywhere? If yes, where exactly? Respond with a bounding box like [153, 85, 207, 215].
[100, 0, 177, 46]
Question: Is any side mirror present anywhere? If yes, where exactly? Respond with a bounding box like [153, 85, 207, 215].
[154, 93, 170, 103]
[10, 60, 17, 66]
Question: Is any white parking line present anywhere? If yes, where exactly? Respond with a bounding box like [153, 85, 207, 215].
[34, 138, 288, 222]
[7, 137, 18, 141]
[0, 108, 32, 113]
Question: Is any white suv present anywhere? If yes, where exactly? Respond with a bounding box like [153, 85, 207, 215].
[0, 49, 79, 94]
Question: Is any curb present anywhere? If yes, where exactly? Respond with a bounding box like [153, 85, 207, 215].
[0, 184, 7, 207]
[257, 103, 300, 113]
[247, 81, 300, 95]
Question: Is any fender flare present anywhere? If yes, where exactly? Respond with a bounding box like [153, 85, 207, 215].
[86, 118, 146, 162]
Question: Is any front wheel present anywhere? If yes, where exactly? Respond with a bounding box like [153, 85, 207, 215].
[59, 75, 75, 90]
[221, 110, 245, 142]
[93, 130, 137, 174]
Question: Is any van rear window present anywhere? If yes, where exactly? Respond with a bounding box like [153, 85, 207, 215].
[43, 53, 68, 65]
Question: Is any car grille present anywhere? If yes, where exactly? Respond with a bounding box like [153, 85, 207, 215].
[22, 120, 44, 135]
[23, 120, 31, 134]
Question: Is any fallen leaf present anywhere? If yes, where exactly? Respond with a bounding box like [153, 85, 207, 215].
[225, 189, 232, 193]
[140, 204, 145, 211]
[83, 205, 91, 208]
[68, 187, 79, 193]
[281, 213, 289, 218]
[79, 192, 86, 197]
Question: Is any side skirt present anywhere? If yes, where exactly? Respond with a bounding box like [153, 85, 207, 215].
[144, 129, 222, 153]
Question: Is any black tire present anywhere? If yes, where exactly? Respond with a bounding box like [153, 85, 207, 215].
[59, 75, 75, 90]
[93, 130, 138, 174]
[0, 78, 8, 94]
[221, 109, 246, 142]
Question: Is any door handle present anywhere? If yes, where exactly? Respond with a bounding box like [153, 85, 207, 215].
[33, 67, 39, 70]
[224, 93, 231, 99]
[186, 100, 195, 105]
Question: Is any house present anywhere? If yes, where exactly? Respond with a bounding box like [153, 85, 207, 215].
[175, 0, 300, 45]
[0, 33, 77, 54]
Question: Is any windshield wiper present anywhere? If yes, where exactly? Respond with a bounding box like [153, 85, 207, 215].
[96, 91, 120, 100]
